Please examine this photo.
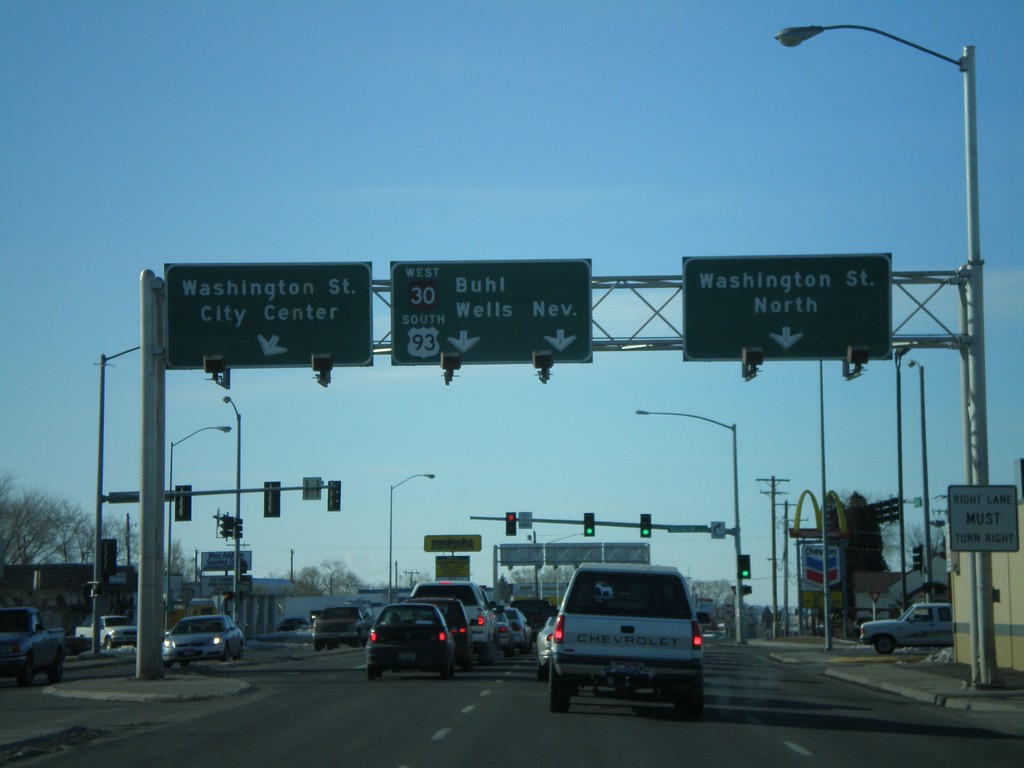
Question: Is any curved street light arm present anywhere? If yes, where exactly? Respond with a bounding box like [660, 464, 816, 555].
[775, 25, 962, 69]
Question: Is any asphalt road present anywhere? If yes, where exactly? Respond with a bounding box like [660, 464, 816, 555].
[1, 639, 1021, 767]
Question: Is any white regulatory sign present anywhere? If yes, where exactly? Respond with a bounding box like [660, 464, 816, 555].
[947, 484, 1019, 552]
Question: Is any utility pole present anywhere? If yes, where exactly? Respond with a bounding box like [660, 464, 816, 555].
[783, 501, 790, 636]
[758, 476, 789, 638]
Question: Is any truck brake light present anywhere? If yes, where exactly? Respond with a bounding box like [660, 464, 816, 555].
[553, 615, 565, 644]
[691, 621, 702, 650]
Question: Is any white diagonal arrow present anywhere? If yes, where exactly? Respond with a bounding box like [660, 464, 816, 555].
[258, 334, 289, 357]
[544, 329, 576, 351]
[447, 330, 480, 353]
[769, 327, 803, 351]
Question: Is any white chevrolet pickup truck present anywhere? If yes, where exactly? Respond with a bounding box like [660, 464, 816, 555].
[859, 602, 953, 655]
[548, 563, 709, 718]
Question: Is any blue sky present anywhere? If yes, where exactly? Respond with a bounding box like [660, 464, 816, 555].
[2, 1, 1021, 608]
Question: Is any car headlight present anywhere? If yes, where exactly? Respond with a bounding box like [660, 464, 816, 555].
[163, 639, 174, 649]
[212, 635, 223, 645]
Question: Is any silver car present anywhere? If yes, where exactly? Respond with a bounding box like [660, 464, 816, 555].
[163, 614, 244, 668]
[535, 615, 556, 681]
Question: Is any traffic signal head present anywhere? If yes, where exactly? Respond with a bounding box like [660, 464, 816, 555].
[737, 554, 751, 580]
[218, 515, 235, 539]
[640, 513, 652, 538]
[174, 485, 193, 522]
[911, 544, 924, 572]
[101, 538, 117, 581]
[505, 512, 518, 536]
[583, 513, 595, 537]
[264, 481, 281, 518]
[327, 480, 342, 512]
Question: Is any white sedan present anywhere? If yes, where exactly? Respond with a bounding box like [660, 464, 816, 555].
[163, 615, 244, 668]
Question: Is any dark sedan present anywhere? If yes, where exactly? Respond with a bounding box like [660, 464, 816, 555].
[366, 603, 455, 680]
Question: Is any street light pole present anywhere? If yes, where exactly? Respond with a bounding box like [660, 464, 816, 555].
[93, 346, 139, 654]
[388, 473, 436, 604]
[223, 397, 242, 623]
[165, 425, 231, 632]
[636, 410, 744, 644]
[775, 24, 992, 684]
[908, 360, 933, 596]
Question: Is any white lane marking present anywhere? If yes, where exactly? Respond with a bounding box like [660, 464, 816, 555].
[784, 741, 812, 756]
[432, 728, 452, 741]
[461, 706, 475, 714]
[480, 690, 491, 697]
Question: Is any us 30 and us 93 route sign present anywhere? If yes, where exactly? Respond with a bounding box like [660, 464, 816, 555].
[164, 263, 373, 369]
[390, 259, 592, 365]
[682, 254, 892, 361]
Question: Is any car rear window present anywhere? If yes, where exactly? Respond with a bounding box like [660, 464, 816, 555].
[565, 572, 692, 619]
[412, 584, 480, 608]
[321, 607, 359, 619]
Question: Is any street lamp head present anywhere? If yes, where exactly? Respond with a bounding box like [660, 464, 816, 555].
[222, 396, 232, 404]
[775, 26, 824, 47]
[425, 474, 436, 479]
[635, 410, 650, 415]
[217, 426, 232, 432]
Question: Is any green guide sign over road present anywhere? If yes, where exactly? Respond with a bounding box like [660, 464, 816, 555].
[390, 260, 592, 365]
[165, 263, 373, 369]
[682, 254, 892, 361]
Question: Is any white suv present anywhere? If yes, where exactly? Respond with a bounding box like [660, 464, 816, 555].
[409, 581, 498, 664]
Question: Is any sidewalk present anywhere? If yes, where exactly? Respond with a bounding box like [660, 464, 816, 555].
[41, 653, 249, 702]
[755, 638, 1024, 713]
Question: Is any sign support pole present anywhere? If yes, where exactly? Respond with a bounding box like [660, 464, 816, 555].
[137, 270, 166, 680]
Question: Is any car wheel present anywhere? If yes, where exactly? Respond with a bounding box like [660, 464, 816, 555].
[179, 661, 190, 668]
[440, 658, 453, 679]
[366, 665, 381, 680]
[874, 635, 896, 655]
[673, 674, 704, 719]
[163, 661, 173, 669]
[548, 665, 571, 713]
[16, 654, 35, 687]
[234, 641, 244, 661]
[537, 659, 549, 682]
[313, 640, 323, 651]
[504, 644, 514, 658]
[102, 635, 113, 651]
[460, 654, 474, 672]
[46, 650, 64, 684]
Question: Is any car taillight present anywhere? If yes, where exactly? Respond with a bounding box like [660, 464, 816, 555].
[438, 631, 448, 642]
[369, 629, 379, 643]
[691, 621, 702, 651]
[553, 615, 565, 644]
[476, 615, 486, 627]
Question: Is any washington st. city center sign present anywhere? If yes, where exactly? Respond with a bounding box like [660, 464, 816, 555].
[164, 263, 373, 369]
[683, 254, 892, 361]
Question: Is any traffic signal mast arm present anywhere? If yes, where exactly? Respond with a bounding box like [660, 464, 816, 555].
[106, 482, 340, 504]
[469, 515, 735, 534]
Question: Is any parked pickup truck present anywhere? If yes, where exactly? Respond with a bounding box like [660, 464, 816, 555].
[75, 614, 138, 649]
[0, 607, 65, 686]
[312, 604, 373, 650]
[859, 602, 954, 655]
[548, 563, 710, 718]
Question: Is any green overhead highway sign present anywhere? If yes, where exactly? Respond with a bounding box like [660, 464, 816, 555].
[390, 259, 592, 365]
[165, 263, 373, 369]
[682, 254, 891, 361]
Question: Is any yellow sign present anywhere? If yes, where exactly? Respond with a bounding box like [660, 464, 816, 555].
[423, 534, 482, 553]
[800, 590, 843, 609]
[435, 556, 470, 578]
